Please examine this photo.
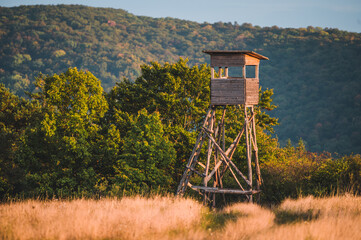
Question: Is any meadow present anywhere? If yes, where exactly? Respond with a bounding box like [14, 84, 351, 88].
[1, 194, 360, 240]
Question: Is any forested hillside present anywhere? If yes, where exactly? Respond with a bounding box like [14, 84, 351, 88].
[1, 5, 361, 154]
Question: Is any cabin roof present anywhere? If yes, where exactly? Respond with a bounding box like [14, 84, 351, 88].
[202, 50, 269, 60]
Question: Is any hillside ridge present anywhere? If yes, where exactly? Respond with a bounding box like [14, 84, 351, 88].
[1, 5, 361, 154]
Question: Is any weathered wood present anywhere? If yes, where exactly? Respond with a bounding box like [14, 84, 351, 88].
[210, 78, 260, 106]
[223, 157, 246, 191]
[210, 77, 259, 106]
[176, 108, 212, 195]
[197, 161, 206, 169]
[244, 55, 260, 65]
[203, 50, 267, 67]
[211, 54, 246, 67]
[176, 134, 205, 195]
[203, 50, 269, 60]
[203, 130, 251, 187]
[204, 157, 223, 183]
[245, 78, 259, 105]
[255, 65, 259, 79]
[220, 108, 255, 179]
[245, 106, 253, 203]
[187, 182, 203, 196]
[251, 107, 261, 189]
[177, 50, 267, 206]
[203, 109, 215, 204]
[224, 109, 255, 157]
[218, 67, 222, 78]
[186, 166, 205, 178]
[190, 186, 261, 195]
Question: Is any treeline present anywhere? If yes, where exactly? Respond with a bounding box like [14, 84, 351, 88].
[1, 61, 360, 203]
[1, 5, 361, 155]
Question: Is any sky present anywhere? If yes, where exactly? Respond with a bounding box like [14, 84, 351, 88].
[1, 0, 361, 33]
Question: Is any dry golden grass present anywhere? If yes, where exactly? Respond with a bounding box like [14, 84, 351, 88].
[254, 194, 361, 240]
[1, 194, 361, 240]
[0, 196, 205, 240]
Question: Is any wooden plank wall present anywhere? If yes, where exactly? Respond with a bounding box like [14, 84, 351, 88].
[211, 55, 245, 67]
[211, 78, 259, 106]
[211, 55, 260, 67]
[245, 78, 259, 105]
[211, 79, 244, 105]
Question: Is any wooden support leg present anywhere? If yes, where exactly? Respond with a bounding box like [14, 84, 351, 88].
[245, 106, 253, 203]
[176, 108, 212, 196]
[251, 106, 261, 203]
[204, 109, 215, 205]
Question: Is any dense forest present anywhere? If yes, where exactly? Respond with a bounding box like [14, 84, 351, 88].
[0, 5, 361, 202]
[1, 5, 361, 154]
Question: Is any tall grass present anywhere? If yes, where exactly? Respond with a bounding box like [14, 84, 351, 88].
[261, 194, 361, 240]
[1, 194, 360, 239]
[0, 196, 205, 240]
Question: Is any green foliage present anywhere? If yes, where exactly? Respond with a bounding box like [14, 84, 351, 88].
[0, 84, 42, 198]
[114, 109, 176, 192]
[108, 58, 210, 129]
[34, 67, 108, 147]
[261, 138, 361, 203]
[0, 68, 110, 198]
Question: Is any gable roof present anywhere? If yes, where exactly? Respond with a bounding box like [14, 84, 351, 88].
[202, 50, 269, 60]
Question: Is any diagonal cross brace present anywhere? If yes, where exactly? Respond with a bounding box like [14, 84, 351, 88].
[203, 130, 251, 187]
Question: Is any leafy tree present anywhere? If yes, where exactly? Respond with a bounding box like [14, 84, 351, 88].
[20, 68, 109, 197]
[114, 109, 176, 192]
[108, 58, 210, 129]
[33, 68, 108, 145]
[0, 84, 42, 198]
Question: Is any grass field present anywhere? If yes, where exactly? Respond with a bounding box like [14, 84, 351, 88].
[1, 194, 360, 239]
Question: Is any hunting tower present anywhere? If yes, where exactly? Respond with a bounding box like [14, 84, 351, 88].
[176, 50, 269, 206]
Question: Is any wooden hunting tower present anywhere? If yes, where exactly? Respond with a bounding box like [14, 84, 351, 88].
[176, 50, 269, 206]
[207, 50, 268, 106]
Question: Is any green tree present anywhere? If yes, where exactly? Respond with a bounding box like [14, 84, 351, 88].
[23, 68, 109, 197]
[0, 84, 42, 198]
[34, 68, 108, 146]
[114, 109, 176, 192]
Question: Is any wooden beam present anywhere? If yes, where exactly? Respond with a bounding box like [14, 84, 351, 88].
[190, 186, 260, 195]
[251, 107, 261, 189]
[203, 130, 251, 187]
[204, 109, 215, 204]
[244, 106, 253, 203]
[186, 166, 205, 178]
[176, 108, 212, 195]
[255, 65, 259, 79]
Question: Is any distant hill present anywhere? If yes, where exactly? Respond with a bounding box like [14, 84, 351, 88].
[1, 5, 361, 154]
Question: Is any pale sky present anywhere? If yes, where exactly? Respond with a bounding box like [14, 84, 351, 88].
[1, 0, 361, 33]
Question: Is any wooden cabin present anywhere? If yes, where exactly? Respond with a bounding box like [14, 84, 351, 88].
[203, 50, 269, 106]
